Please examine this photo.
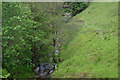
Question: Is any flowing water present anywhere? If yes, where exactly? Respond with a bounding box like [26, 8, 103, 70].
[34, 44, 59, 78]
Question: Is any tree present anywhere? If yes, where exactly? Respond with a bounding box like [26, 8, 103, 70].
[2, 2, 51, 78]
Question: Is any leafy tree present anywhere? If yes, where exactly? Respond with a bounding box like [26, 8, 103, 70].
[2, 2, 52, 78]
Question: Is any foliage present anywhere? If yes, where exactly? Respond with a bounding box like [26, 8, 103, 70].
[63, 2, 89, 16]
[2, 2, 53, 78]
[2, 69, 10, 78]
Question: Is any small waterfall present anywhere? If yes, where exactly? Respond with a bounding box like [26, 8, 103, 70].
[34, 45, 59, 78]
[34, 63, 57, 78]
[34, 36, 61, 78]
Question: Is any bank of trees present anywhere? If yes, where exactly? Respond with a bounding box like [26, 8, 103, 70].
[2, 2, 65, 78]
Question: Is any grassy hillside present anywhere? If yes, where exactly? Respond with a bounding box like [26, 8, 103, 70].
[52, 2, 118, 78]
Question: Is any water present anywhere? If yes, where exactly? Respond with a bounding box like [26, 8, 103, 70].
[55, 50, 59, 53]
[34, 63, 57, 78]
[35, 45, 59, 78]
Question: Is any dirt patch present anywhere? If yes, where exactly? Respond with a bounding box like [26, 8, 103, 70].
[70, 72, 89, 78]
[79, 72, 89, 78]
[77, 20, 84, 23]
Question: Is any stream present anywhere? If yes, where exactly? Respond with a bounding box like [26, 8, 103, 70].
[34, 46, 59, 78]
[34, 13, 70, 78]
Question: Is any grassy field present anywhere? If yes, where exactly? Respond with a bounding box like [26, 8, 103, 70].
[52, 2, 118, 78]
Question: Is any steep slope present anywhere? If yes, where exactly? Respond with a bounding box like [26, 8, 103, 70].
[52, 2, 118, 78]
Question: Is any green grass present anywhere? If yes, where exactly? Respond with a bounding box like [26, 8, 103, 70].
[52, 2, 118, 78]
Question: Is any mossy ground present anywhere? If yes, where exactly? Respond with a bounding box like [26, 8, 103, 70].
[52, 2, 118, 78]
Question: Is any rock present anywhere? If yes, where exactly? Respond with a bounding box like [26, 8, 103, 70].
[45, 64, 54, 70]
[48, 53, 52, 57]
[49, 70, 53, 74]
[50, 57, 53, 61]
[55, 53, 58, 55]
[40, 66, 45, 73]
[34, 63, 57, 78]
[54, 64, 57, 69]
[56, 50, 59, 53]
[40, 71, 48, 77]
[35, 67, 39, 73]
